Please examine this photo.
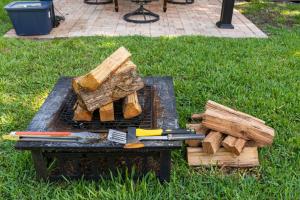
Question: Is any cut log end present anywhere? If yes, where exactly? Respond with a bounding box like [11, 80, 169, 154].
[185, 123, 209, 147]
[72, 77, 82, 94]
[99, 102, 115, 122]
[202, 130, 223, 154]
[123, 92, 142, 119]
[191, 113, 204, 120]
[222, 135, 247, 155]
[77, 46, 132, 91]
[73, 102, 93, 121]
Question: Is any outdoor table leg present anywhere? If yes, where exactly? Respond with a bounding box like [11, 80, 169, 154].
[114, 0, 119, 12]
[163, 0, 167, 12]
[216, 0, 235, 29]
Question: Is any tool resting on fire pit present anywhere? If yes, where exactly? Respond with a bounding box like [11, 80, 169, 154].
[108, 127, 205, 149]
[3, 131, 101, 143]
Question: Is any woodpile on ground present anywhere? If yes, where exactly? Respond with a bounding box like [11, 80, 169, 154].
[186, 100, 275, 168]
[72, 47, 144, 121]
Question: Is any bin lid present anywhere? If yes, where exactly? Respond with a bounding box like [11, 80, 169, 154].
[5, 1, 52, 11]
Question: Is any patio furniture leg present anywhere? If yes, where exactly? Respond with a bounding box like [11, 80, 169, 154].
[167, 0, 194, 4]
[114, 0, 119, 12]
[84, 0, 113, 4]
[216, 0, 235, 29]
[163, 0, 167, 12]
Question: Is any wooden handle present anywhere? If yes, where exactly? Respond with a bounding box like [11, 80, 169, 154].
[124, 143, 145, 149]
[15, 132, 71, 137]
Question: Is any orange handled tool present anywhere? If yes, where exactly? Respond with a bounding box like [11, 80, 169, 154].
[2, 131, 101, 143]
[15, 132, 72, 137]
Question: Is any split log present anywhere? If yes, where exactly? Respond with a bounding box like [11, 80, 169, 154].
[99, 102, 115, 122]
[202, 101, 275, 146]
[222, 135, 247, 155]
[185, 123, 209, 147]
[73, 102, 93, 121]
[123, 92, 142, 119]
[74, 60, 144, 112]
[206, 100, 265, 124]
[77, 47, 131, 91]
[191, 113, 204, 120]
[72, 77, 82, 95]
[246, 140, 265, 148]
[202, 131, 224, 154]
[187, 147, 259, 167]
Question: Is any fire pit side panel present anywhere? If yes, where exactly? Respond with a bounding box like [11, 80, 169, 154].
[27, 77, 72, 131]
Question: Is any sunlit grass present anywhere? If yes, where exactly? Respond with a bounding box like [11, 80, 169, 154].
[281, 10, 300, 17]
[0, 0, 299, 199]
[236, 1, 300, 32]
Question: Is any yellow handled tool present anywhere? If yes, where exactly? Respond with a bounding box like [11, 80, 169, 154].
[135, 128, 195, 137]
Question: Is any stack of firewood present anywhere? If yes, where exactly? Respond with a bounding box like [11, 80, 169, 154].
[72, 47, 144, 121]
[186, 100, 275, 167]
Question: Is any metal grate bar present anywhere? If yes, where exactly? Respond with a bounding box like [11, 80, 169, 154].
[57, 86, 154, 132]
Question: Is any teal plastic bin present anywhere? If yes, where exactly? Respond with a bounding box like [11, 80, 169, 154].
[5, 1, 53, 36]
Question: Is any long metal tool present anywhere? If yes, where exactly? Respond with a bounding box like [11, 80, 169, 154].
[138, 134, 205, 141]
[107, 127, 205, 149]
[2, 131, 101, 143]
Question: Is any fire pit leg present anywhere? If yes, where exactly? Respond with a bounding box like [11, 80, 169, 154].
[159, 151, 171, 182]
[31, 150, 48, 180]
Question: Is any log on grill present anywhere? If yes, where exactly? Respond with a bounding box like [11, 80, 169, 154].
[99, 102, 115, 122]
[72, 47, 144, 121]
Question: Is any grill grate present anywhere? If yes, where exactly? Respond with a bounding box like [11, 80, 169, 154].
[57, 86, 154, 132]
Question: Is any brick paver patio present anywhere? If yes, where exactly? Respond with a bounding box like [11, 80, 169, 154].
[4, 0, 267, 39]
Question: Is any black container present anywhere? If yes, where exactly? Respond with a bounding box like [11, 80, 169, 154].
[5, 1, 53, 36]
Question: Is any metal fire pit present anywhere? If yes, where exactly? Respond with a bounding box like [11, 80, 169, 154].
[15, 76, 181, 182]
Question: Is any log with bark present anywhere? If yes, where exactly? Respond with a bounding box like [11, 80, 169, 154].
[73, 60, 144, 112]
[202, 100, 275, 146]
[76, 47, 131, 91]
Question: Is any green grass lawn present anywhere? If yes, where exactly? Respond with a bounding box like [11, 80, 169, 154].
[0, 0, 300, 199]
